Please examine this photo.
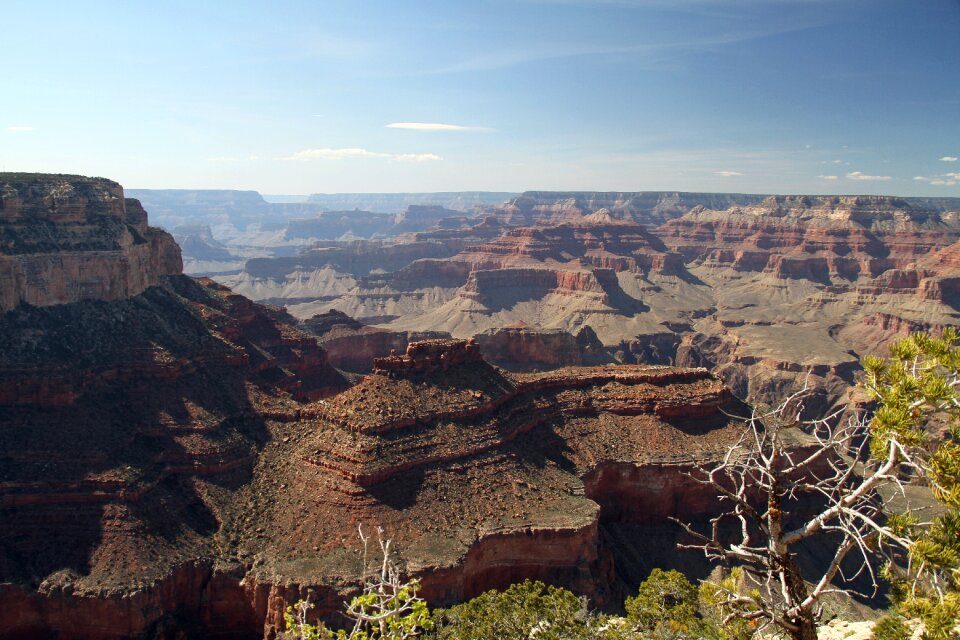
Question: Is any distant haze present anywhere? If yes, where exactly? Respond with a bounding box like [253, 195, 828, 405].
[262, 195, 310, 204]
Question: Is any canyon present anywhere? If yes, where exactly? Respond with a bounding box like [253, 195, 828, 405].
[129, 189, 514, 277]
[222, 192, 960, 413]
[3, 174, 958, 638]
[0, 174, 761, 639]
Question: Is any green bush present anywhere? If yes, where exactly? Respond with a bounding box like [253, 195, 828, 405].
[625, 569, 699, 632]
[871, 614, 911, 640]
[430, 579, 593, 640]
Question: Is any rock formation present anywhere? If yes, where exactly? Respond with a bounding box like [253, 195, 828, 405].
[485, 191, 771, 226]
[0, 173, 182, 312]
[300, 310, 450, 374]
[1, 176, 754, 639]
[228, 193, 960, 413]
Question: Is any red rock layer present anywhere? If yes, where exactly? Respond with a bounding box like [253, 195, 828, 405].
[656, 195, 960, 285]
[473, 326, 584, 370]
[1, 330, 746, 639]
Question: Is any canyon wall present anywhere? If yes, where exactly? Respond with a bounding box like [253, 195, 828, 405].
[0, 174, 182, 312]
[233, 192, 960, 411]
[1, 175, 761, 639]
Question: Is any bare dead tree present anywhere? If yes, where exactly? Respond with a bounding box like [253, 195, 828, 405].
[673, 387, 918, 640]
[341, 524, 432, 640]
[281, 525, 431, 640]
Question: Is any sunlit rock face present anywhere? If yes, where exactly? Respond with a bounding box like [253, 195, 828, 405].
[234, 192, 960, 413]
[0, 173, 182, 312]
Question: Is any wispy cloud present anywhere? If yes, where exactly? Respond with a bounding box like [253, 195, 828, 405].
[715, 170, 743, 177]
[7, 126, 35, 133]
[415, 23, 822, 76]
[393, 153, 443, 162]
[386, 122, 493, 132]
[941, 156, 958, 162]
[287, 147, 441, 162]
[914, 172, 960, 186]
[846, 171, 891, 182]
[817, 175, 838, 180]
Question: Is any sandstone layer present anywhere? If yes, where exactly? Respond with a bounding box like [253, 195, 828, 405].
[233, 193, 960, 412]
[0, 174, 182, 312]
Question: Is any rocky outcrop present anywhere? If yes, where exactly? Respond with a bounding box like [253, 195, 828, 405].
[372, 337, 484, 377]
[2, 317, 746, 639]
[391, 205, 463, 233]
[0, 174, 182, 312]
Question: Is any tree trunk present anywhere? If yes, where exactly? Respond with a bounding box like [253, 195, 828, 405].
[783, 554, 818, 640]
[789, 610, 819, 640]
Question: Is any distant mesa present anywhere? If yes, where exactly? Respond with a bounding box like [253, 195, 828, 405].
[217, 189, 960, 414]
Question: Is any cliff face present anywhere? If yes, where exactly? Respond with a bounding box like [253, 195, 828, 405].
[3, 325, 747, 639]
[243, 340, 744, 631]
[236, 193, 960, 413]
[657, 195, 959, 281]
[1, 176, 757, 639]
[0, 174, 182, 312]
[301, 310, 451, 373]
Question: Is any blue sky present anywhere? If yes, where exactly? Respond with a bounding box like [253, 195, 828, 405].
[2, 0, 958, 195]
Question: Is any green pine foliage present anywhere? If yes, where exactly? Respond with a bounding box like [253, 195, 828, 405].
[871, 614, 911, 640]
[624, 569, 699, 632]
[429, 580, 594, 640]
[864, 330, 960, 639]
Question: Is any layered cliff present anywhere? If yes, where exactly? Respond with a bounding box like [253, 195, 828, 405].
[0, 174, 182, 312]
[236, 193, 960, 412]
[1, 176, 756, 639]
[3, 325, 747, 639]
[657, 195, 960, 282]
[224, 339, 745, 636]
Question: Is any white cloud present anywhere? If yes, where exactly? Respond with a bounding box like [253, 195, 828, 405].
[817, 175, 838, 180]
[715, 170, 743, 177]
[846, 171, 891, 182]
[287, 147, 441, 162]
[7, 126, 34, 132]
[386, 122, 492, 132]
[915, 172, 960, 186]
[941, 156, 958, 162]
[832, 159, 844, 164]
[394, 153, 443, 162]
